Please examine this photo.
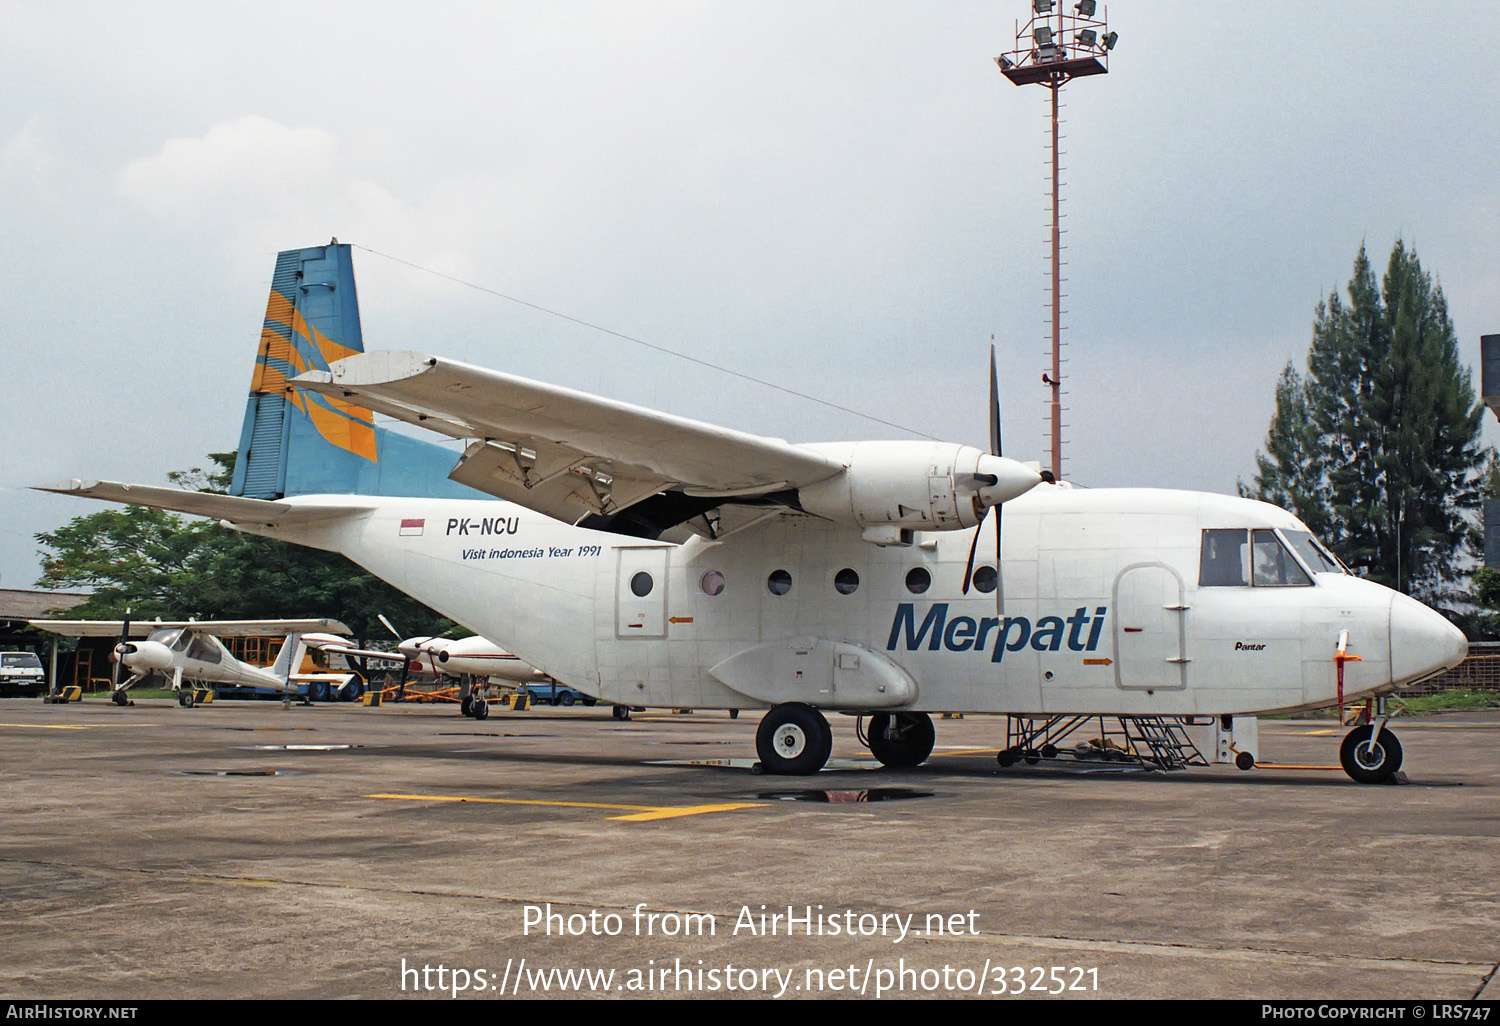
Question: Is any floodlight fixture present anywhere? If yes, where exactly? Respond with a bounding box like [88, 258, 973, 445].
[1075, 0, 1097, 16]
[1034, 0, 1055, 13]
[1034, 26, 1053, 45]
[997, 54, 1015, 70]
[1076, 28, 1097, 47]
[1101, 31, 1118, 50]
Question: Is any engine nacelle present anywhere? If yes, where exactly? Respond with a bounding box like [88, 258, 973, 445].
[796, 441, 1039, 539]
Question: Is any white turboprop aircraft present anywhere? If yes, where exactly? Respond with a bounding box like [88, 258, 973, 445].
[30, 618, 353, 706]
[38, 243, 1468, 782]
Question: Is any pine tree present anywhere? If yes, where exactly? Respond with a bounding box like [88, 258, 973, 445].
[1245, 241, 1484, 600]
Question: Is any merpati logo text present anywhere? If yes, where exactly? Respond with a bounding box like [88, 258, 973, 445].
[887, 603, 1107, 664]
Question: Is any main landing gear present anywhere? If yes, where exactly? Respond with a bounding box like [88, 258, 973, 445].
[755, 702, 833, 775]
[863, 712, 935, 769]
[753, 705, 937, 774]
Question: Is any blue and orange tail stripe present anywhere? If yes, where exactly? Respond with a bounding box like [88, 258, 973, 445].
[230, 242, 481, 501]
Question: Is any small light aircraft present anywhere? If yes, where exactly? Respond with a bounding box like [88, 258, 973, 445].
[39, 243, 1469, 781]
[29, 617, 353, 706]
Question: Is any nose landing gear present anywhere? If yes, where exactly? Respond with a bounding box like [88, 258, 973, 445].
[1339, 721, 1403, 784]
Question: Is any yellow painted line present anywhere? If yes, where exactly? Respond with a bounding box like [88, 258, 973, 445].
[1253, 764, 1344, 771]
[221, 878, 279, 888]
[365, 792, 764, 822]
[1300, 729, 1339, 736]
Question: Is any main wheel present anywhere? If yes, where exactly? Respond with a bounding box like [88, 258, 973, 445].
[472, 697, 489, 721]
[1339, 724, 1403, 784]
[613, 705, 631, 721]
[755, 703, 833, 775]
[460, 694, 473, 717]
[866, 712, 935, 768]
[112, 690, 130, 707]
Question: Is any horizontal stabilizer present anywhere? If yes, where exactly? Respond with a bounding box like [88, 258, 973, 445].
[34, 480, 373, 527]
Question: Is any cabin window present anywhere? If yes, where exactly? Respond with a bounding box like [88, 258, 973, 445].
[1252, 529, 1312, 587]
[1199, 529, 1250, 586]
[767, 569, 793, 596]
[834, 568, 860, 595]
[630, 571, 654, 597]
[971, 565, 998, 594]
[905, 567, 932, 594]
[700, 570, 726, 596]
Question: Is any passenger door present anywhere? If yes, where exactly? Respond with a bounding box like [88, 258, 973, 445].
[1112, 563, 1188, 690]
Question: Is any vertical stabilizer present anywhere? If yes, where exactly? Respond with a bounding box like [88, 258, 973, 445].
[269, 633, 307, 684]
[230, 242, 482, 500]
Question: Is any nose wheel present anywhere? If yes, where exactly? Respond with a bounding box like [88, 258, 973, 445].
[755, 703, 833, 775]
[1339, 723, 1403, 784]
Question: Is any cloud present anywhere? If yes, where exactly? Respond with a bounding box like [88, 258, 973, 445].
[0, 116, 59, 178]
[116, 115, 341, 221]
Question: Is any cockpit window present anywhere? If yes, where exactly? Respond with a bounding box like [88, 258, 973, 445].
[1200, 529, 1250, 586]
[1281, 530, 1347, 574]
[150, 628, 188, 651]
[1251, 529, 1312, 587]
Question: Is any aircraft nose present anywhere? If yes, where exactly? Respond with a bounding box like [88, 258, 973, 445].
[1389, 593, 1467, 685]
[975, 454, 1043, 506]
[121, 640, 173, 672]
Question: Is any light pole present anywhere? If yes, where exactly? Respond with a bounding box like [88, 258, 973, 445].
[997, 1, 1116, 481]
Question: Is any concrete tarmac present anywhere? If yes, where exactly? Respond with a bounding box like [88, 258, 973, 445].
[1, 696, 1496, 1001]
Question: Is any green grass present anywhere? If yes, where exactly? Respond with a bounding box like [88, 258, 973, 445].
[1396, 689, 1500, 715]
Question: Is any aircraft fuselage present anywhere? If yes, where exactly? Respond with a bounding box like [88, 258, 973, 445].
[247, 484, 1465, 718]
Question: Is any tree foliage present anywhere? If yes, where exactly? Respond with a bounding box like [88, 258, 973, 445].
[1244, 241, 1485, 600]
[35, 453, 456, 640]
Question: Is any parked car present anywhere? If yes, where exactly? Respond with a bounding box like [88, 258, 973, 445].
[523, 681, 597, 707]
[0, 652, 46, 697]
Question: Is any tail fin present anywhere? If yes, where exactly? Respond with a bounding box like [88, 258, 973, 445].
[230, 242, 482, 500]
[269, 632, 308, 684]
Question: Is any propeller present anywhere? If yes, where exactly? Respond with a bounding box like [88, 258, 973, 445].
[962, 344, 1006, 611]
[112, 609, 132, 689]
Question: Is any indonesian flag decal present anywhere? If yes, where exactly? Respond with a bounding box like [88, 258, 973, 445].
[399, 518, 425, 537]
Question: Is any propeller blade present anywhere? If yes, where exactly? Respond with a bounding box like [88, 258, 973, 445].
[961, 513, 984, 595]
[377, 614, 401, 640]
[994, 503, 1005, 614]
[113, 610, 131, 690]
[989, 342, 1001, 458]
[989, 342, 1004, 612]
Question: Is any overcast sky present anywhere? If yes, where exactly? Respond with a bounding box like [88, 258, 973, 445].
[3, 1, 1497, 590]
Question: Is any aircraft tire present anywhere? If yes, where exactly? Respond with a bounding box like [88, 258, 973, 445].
[613, 705, 631, 721]
[867, 712, 935, 768]
[112, 690, 129, 707]
[1339, 725, 1402, 784]
[460, 694, 473, 717]
[472, 698, 489, 721]
[755, 703, 833, 775]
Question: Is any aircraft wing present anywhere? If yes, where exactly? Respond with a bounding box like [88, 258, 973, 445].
[31, 619, 353, 638]
[33, 480, 374, 527]
[294, 351, 845, 522]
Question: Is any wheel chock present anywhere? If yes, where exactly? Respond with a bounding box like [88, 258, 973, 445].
[362, 690, 383, 707]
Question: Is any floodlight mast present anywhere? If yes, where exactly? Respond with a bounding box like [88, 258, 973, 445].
[997, 1, 1115, 481]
